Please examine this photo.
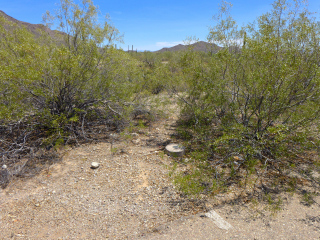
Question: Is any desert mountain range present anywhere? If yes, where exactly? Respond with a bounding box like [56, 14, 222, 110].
[1, 10, 223, 53]
[0, 10, 64, 41]
[155, 41, 222, 53]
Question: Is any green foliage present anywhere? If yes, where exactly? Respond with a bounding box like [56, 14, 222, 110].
[265, 194, 283, 213]
[0, 0, 147, 147]
[174, 169, 209, 195]
[176, 0, 320, 198]
[2, 0, 320, 205]
[301, 191, 317, 206]
[184, 0, 320, 134]
[132, 50, 191, 95]
[37, 0, 125, 117]
[134, 51, 175, 95]
[0, 15, 48, 121]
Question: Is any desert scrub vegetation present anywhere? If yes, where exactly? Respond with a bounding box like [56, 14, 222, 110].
[1, 0, 320, 209]
[172, 0, 320, 201]
[0, 0, 155, 187]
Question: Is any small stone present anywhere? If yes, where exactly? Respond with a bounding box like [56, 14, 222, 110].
[312, 170, 320, 179]
[2, 165, 7, 169]
[91, 162, 100, 169]
[233, 156, 243, 161]
[132, 139, 140, 144]
[120, 148, 127, 154]
[109, 133, 119, 140]
[0, 167, 10, 189]
[131, 133, 139, 137]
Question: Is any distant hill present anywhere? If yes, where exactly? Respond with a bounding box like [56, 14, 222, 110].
[0, 11, 232, 54]
[0, 10, 65, 41]
[155, 41, 222, 53]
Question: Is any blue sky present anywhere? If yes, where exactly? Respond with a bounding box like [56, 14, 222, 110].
[2, 0, 320, 51]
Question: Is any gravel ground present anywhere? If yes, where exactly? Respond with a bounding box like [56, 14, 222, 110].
[1, 113, 320, 239]
[142, 194, 320, 239]
[0, 118, 204, 239]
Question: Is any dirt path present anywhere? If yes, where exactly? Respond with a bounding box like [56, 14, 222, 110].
[0, 116, 204, 239]
[142, 194, 320, 239]
[1, 111, 320, 239]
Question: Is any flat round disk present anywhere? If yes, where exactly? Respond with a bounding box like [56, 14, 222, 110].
[165, 144, 185, 157]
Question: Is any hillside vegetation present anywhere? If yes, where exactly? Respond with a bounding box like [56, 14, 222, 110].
[1, 0, 320, 204]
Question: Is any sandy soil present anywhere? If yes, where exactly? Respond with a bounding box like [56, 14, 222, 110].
[142, 193, 320, 239]
[0, 116, 204, 239]
[1, 111, 320, 239]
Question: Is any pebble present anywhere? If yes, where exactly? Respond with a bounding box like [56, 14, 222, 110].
[91, 162, 100, 169]
[110, 133, 119, 140]
[132, 139, 141, 144]
[131, 133, 139, 137]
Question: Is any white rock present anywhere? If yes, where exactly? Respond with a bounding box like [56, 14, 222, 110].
[205, 210, 233, 230]
[2, 165, 7, 169]
[91, 162, 100, 169]
[132, 139, 141, 144]
[109, 133, 119, 140]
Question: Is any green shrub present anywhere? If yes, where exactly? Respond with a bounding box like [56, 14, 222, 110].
[177, 0, 320, 196]
[0, 0, 150, 180]
[0, 0, 146, 144]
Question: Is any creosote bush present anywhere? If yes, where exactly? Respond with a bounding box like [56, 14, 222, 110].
[175, 0, 320, 199]
[0, 0, 149, 184]
[1, 0, 320, 205]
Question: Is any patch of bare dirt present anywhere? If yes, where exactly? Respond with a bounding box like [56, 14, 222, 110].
[1, 96, 320, 239]
[0, 113, 204, 239]
[142, 193, 320, 240]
